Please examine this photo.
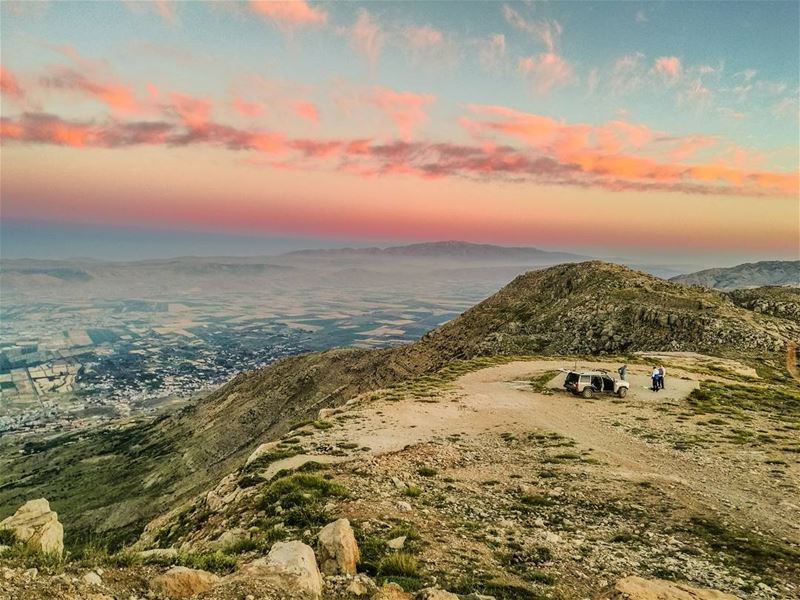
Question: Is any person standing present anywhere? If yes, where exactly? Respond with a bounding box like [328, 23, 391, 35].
[651, 367, 660, 392]
[618, 364, 627, 381]
[658, 365, 666, 389]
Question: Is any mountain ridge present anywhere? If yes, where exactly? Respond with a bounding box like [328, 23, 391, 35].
[671, 259, 800, 290]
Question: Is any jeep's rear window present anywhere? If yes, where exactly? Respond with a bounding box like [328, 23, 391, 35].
[565, 373, 579, 384]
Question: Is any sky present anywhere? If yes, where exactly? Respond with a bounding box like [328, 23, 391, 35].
[0, 0, 798, 263]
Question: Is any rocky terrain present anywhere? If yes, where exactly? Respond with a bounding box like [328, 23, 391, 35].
[2, 261, 799, 599]
[671, 260, 799, 290]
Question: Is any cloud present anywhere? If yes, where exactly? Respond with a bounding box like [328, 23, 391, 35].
[369, 86, 436, 140]
[40, 67, 139, 113]
[403, 24, 443, 51]
[477, 34, 506, 70]
[344, 9, 385, 65]
[0, 66, 25, 100]
[248, 0, 327, 27]
[635, 9, 648, 23]
[123, 0, 178, 25]
[2, 104, 796, 198]
[232, 97, 265, 118]
[502, 5, 563, 52]
[654, 56, 682, 83]
[772, 97, 799, 121]
[292, 100, 319, 123]
[518, 53, 573, 95]
[168, 93, 212, 128]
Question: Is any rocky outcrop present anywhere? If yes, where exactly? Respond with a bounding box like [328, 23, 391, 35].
[0, 499, 64, 555]
[603, 576, 742, 599]
[149, 566, 220, 599]
[317, 518, 360, 575]
[417, 589, 460, 600]
[239, 540, 323, 598]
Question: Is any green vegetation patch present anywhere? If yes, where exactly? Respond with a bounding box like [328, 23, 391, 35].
[257, 472, 348, 530]
[687, 381, 800, 418]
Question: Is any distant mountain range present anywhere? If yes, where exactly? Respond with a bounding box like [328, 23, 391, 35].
[281, 240, 589, 262]
[671, 260, 800, 290]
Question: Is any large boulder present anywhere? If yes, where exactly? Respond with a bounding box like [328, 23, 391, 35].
[317, 518, 360, 575]
[240, 540, 323, 598]
[604, 577, 742, 600]
[0, 499, 64, 555]
[149, 566, 220, 599]
[417, 589, 460, 600]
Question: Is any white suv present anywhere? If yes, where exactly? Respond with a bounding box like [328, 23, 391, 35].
[563, 369, 629, 399]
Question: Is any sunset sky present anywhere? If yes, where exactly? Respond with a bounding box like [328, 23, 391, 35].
[1, 0, 798, 262]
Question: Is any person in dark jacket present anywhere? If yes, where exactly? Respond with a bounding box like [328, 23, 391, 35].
[618, 364, 627, 381]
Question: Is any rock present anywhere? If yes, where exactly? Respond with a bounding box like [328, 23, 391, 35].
[206, 473, 244, 511]
[374, 582, 413, 600]
[347, 574, 377, 596]
[83, 571, 103, 586]
[149, 566, 220, 599]
[396, 501, 412, 512]
[240, 540, 323, 598]
[317, 518, 360, 575]
[0, 499, 64, 555]
[386, 535, 406, 550]
[137, 548, 179, 561]
[417, 589, 460, 600]
[245, 441, 281, 466]
[464, 595, 496, 600]
[603, 576, 742, 600]
[211, 527, 249, 550]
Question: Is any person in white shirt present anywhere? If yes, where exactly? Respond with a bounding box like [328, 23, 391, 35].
[651, 367, 660, 391]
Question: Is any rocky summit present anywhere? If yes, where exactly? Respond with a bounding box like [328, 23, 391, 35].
[1, 262, 799, 599]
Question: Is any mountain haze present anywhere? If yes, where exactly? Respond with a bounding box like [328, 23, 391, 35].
[671, 260, 800, 290]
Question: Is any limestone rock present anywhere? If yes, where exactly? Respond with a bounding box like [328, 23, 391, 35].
[317, 518, 360, 575]
[386, 535, 406, 550]
[347, 574, 377, 596]
[374, 582, 413, 600]
[211, 527, 249, 550]
[150, 566, 220, 599]
[138, 548, 179, 561]
[0, 499, 64, 555]
[245, 441, 281, 466]
[604, 576, 742, 600]
[83, 571, 103, 586]
[416, 589, 459, 600]
[240, 540, 323, 598]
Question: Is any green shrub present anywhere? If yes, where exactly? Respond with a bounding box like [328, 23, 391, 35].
[378, 552, 419, 577]
[0, 529, 18, 546]
[178, 550, 238, 574]
[417, 467, 438, 477]
[403, 484, 421, 498]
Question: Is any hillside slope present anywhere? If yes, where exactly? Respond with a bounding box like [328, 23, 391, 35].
[2, 261, 798, 546]
[671, 260, 800, 290]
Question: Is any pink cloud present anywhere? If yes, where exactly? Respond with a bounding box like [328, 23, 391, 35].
[345, 9, 385, 65]
[232, 97, 265, 118]
[169, 93, 212, 128]
[654, 56, 682, 82]
[292, 100, 319, 123]
[40, 67, 139, 113]
[369, 86, 436, 140]
[502, 5, 562, 52]
[478, 34, 506, 70]
[404, 24, 443, 50]
[0, 66, 25, 100]
[518, 53, 572, 94]
[248, 0, 327, 27]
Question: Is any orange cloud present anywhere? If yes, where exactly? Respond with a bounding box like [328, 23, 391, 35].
[370, 86, 436, 140]
[292, 100, 319, 123]
[404, 24, 443, 50]
[0, 66, 25, 100]
[248, 0, 326, 26]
